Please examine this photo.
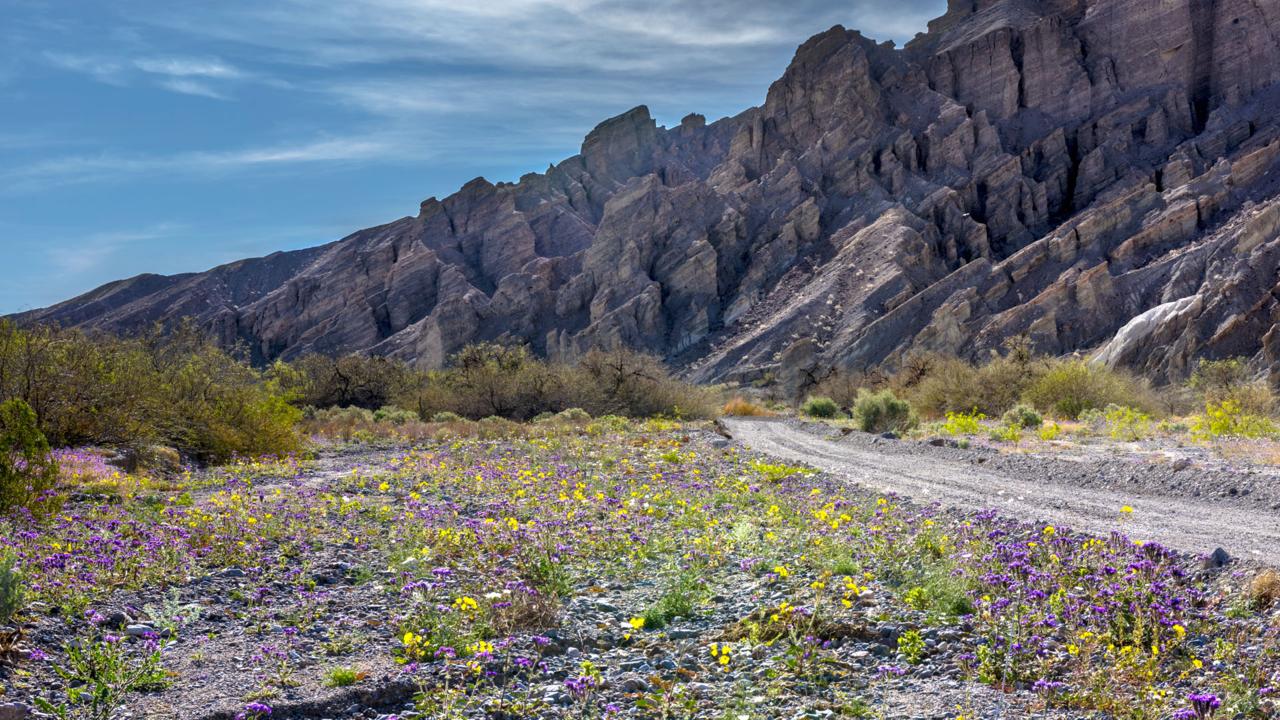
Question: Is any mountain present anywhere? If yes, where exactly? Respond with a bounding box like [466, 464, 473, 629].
[17, 0, 1280, 392]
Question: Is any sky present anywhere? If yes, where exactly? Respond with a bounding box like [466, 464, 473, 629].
[0, 0, 944, 314]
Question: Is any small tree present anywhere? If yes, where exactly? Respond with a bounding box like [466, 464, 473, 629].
[0, 398, 59, 517]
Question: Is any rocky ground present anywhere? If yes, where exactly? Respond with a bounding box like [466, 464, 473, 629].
[2, 421, 1278, 719]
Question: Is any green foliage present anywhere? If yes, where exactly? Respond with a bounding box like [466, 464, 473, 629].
[1038, 421, 1062, 441]
[1021, 360, 1156, 420]
[904, 350, 1037, 417]
[800, 396, 841, 419]
[642, 568, 706, 629]
[1191, 399, 1279, 440]
[0, 321, 300, 463]
[0, 548, 24, 625]
[372, 406, 417, 425]
[0, 398, 59, 517]
[429, 411, 464, 423]
[323, 666, 364, 687]
[942, 410, 985, 436]
[1001, 404, 1043, 429]
[989, 423, 1022, 443]
[749, 460, 810, 483]
[852, 390, 917, 434]
[399, 344, 715, 421]
[898, 629, 925, 665]
[35, 636, 169, 720]
[1102, 405, 1152, 441]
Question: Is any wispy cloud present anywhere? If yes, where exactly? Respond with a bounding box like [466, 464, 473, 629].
[43, 50, 252, 99]
[133, 56, 243, 79]
[43, 51, 127, 84]
[49, 223, 185, 275]
[3, 136, 404, 191]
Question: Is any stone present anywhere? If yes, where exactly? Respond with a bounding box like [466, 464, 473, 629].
[1204, 547, 1232, 569]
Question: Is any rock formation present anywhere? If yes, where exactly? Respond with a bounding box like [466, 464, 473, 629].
[16, 0, 1280, 390]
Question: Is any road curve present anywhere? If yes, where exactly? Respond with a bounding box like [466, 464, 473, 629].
[723, 418, 1280, 565]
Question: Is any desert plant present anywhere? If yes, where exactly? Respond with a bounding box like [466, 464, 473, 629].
[722, 397, 773, 417]
[942, 410, 985, 436]
[801, 396, 841, 419]
[1001, 404, 1043, 429]
[430, 411, 464, 423]
[372, 406, 418, 425]
[0, 398, 60, 517]
[35, 635, 168, 720]
[1190, 399, 1278, 440]
[852, 390, 917, 434]
[0, 548, 24, 625]
[1022, 360, 1156, 420]
[989, 423, 1022, 443]
[1249, 569, 1280, 610]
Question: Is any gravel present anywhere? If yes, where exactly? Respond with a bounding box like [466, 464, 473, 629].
[723, 417, 1280, 565]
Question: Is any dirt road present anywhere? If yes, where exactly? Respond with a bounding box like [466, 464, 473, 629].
[723, 418, 1280, 565]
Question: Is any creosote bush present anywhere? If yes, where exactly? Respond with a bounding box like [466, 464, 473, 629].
[1001, 404, 1043, 429]
[1021, 360, 1157, 420]
[0, 398, 59, 517]
[800, 396, 841, 419]
[0, 321, 300, 463]
[852, 389, 917, 435]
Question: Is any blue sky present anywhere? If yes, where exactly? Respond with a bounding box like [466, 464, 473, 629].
[0, 0, 943, 313]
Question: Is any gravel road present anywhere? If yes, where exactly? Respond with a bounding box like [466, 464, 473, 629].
[723, 418, 1280, 565]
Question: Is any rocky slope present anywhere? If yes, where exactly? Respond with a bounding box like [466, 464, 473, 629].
[16, 0, 1280, 392]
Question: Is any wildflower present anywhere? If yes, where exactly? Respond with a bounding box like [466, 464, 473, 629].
[1120, 505, 1134, 514]
[1187, 693, 1221, 719]
[628, 617, 645, 630]
[453, 596, 479, 613]
[773, 565, 790, 579]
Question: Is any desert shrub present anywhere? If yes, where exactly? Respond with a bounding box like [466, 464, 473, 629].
[572, 349, 717, 419]
[286, 354, 415, 410]
[0, 398, 60, 517]
[989, 423, 1022, 443]
[0, 321, 301, 462]
[905, 353, 1038, 418]
[553, 408, 591, 423]
[477, 416, 523, 439]
[1103, 405, 1151, 441]
[1190, 399, 1279, 440]
[1022, 360, 1157, 420]
[0, 548, 24, 625]
[800, 396, 841, 419]
[372, 406, 418, 425]
[430, 411, 463, 423]
[942, 410, 985, 436]
[1249, 569, 1280, 610]
[852, 390, 918, 434]
[1188, 358, 1275, 416]
[1038, 421, 1062, 441]
[1001, 404, 1043, 429]
[722, 397, 773, 417]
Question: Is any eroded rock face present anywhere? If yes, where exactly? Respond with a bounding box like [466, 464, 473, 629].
[16, 0, 1280, 391]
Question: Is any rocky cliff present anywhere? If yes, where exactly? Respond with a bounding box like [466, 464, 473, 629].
[17, 0, 1280, 390]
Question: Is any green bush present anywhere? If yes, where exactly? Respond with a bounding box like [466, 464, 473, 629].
[1190, 400, 1279, 440]
[1001, 404, 1043, 429]
[0, 548, 24, 625]
[429, 411, 464, 423]
[852, 390, 918, 434]
[942, 410, 985, 435]
[1021, 360, 1156, 420]
[906, 354, 1036, 418]
[372, 406, 418, 425]
[0, 398, 59, 517]
[800, 396, 841, 419]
